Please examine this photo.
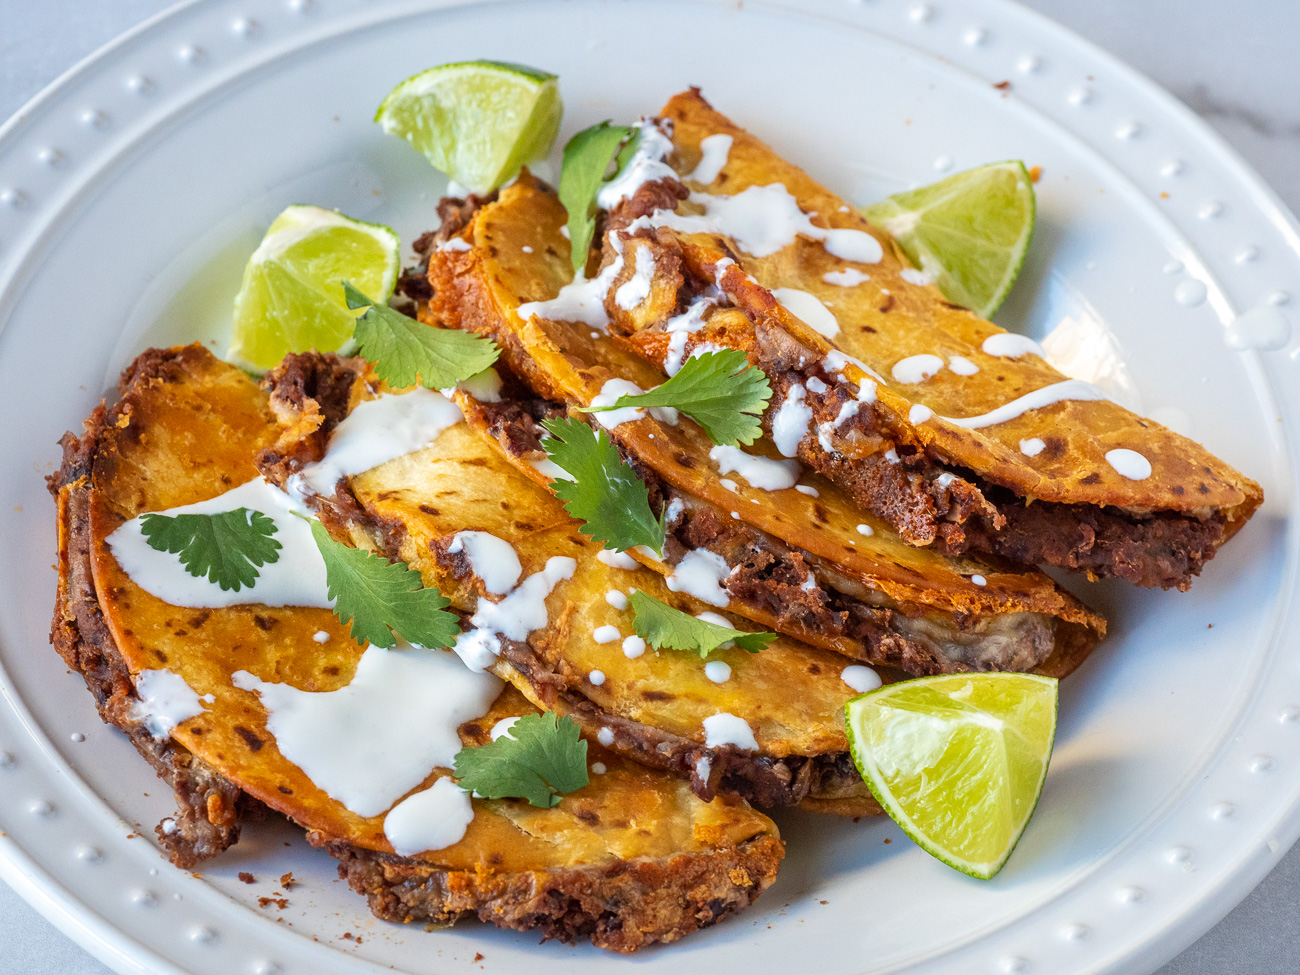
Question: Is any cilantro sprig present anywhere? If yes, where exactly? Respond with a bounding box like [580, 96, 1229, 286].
[140, 508, 281, 592]
[344, 281, 499, 389]
[630, 590, 775, 658]
[540, 416, 665, 554]
[558, 121, 635, 270]
[453, 711, 589, 808]
[308, 519, 459, 649]
[579, 350, 772, 446]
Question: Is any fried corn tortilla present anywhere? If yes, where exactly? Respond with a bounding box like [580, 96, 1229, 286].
[554, 89, 1260, 589]
[49, 345, 783, 952]
[424, 174, 1104, 680]
[257, 351, 881, 813]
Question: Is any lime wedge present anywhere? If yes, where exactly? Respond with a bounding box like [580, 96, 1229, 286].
[845, 672, 1057, 879]
[375, 60, 562, 195]
[228, 205, 400, 372]
[861, 161, 1036, 317]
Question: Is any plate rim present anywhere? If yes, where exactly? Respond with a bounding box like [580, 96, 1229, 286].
[0, 1, 1297, 973]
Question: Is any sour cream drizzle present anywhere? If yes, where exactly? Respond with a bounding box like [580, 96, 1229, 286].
[688, 134, 733, 185]
[588, 377, 678, 429]
[771, 287, 840, 338]
[516, 233, 628, 329]
[383, 777, 475, 856]
[665, 549, 733, 607]
[1105, 448, 1152, 480]
[452, 556, 579, 672]
[233, 643, 502, 819]
[107, 477, 331, 610]
[982, 333, 1044, 359]
[891, 354, 944, 384]
[937, 380, 1107, 429]
[614, 245, 655, 310]
[709, 445, 801, 490]
[703, 712, 759, 751]
[131, 669, 214, 738]
[771, 384, 813, 457]
[447, 531, 522, 595]
[596, 118, 677, 210]
[823, 268, 870, 287]
[298, 389, 464, 496]
[662, 297, 715, 376]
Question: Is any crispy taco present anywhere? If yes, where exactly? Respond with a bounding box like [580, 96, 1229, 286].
[49, 345, 783, 951]
[423, 174, 1105, 681]
[485, 89, 1261, 589]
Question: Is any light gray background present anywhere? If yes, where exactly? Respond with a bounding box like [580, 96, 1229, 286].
[1, 0, 1297, 972]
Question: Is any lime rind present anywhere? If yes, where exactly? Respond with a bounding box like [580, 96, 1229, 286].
[375, 60, 561, 195]
[252, 205, 401, 290]
[861, 160, 1036, 318]
[228, 205, 401, 372]
[844, 672, 1058, 880]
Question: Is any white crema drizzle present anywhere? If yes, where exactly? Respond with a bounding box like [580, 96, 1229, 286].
[703, 713, 759, 751]
[452, 556, 579, 672]
[382, 777, 475, 856]
[662, 297, 716, 376]
[665, 549, 733, 607]
[596, 118, 677, 210]
[981, 333, 1044, 358]
[709, 445, 801, 490]
[107, 477, 331, 610]
[131, 669, 215, 738]
[936, 380, 1107, 429]
[1105, 448, 1152, 480]
[771, 287, 840, 338]
[771, 384, 813, 457]
[688, 134, 733, 185]
[297, 389, 464, 497]
[891, 354, 944, 384]
[232, 643, 502, 819]
[447, 531, 522, 595]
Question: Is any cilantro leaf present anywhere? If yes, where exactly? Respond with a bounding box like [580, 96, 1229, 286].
[140, 508, 281, 592]
[540, 416, 665, 554]
[308, 519, 459, 649]
[453, 711, 589, 808]
[344, 281, 499, 389]
[558, 121, 633, 270]
[579, 350, 772, 446]
[629, 590, 774, 658]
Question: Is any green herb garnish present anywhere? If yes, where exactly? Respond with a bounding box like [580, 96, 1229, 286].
[540, 416, 664, 554]
[140, 508, 281, 592]
[453, 711, 589, 808]
[557, 121, 634, 270]
[629, 590, 774, 657]
[308, 519, 459, 649]
[579, 350, 772, 446]
[344, 281, 499, 389]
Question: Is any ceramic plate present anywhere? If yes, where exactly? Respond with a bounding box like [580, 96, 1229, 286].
[1, 1, 1297, 973]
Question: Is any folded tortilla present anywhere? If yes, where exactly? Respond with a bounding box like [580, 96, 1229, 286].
[425, 174, 1104, 680]
[258, 351, 884, 814]
[50, 345, 783, 951]
[577, 89, 1261, 589]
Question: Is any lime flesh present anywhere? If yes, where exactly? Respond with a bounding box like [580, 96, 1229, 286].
[861, 161, 1036, 317]
[228, 205, 400, 372]
[375, 60, 561, 195]
[845, 672, 1057, 879]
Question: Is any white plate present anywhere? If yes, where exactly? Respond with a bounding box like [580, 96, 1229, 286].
[0, 1, 1297, 973]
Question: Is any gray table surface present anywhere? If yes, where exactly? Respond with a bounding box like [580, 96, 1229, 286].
[1, 0, 1297, 972]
